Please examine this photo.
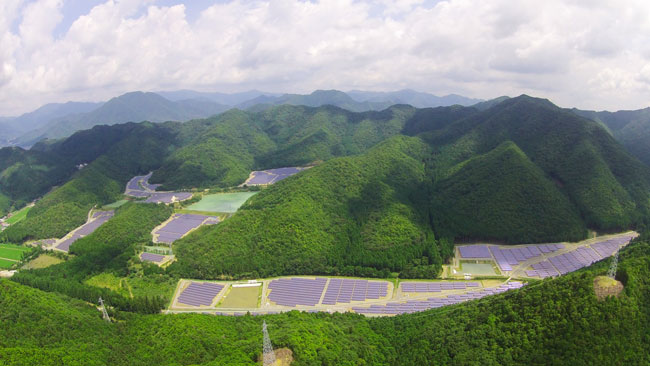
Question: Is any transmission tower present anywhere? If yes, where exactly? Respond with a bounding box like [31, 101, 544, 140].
[607, 250, 619, 279]
[98, 297, 111, 322]
[262, 321, 276, 366]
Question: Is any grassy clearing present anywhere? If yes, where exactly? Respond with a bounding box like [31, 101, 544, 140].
[85, 272, 177, 300]
[5, 206, 32, 225]
[22, 254, 64, 269]
[0, 244, 32, 261]
[186, 192, 258, 213]
[0, 258, 17, 269]
[459, 262, 497, 276]
[218, 285, 261, 308]
[103, 199, 129, 209]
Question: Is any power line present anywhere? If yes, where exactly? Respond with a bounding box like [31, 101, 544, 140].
[262, 321, 276, 366]
[98, 297, 111, 322]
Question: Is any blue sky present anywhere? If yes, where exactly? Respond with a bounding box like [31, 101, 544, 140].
[1, 0, 649, 115]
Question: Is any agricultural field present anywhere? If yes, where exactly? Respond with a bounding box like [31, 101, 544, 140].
[0, 244, 32, 269]
[22, 254, 64, 269]
[5, 205, 32, 225]
[218, 285, 261, 308]
[186, 192, 258, 213]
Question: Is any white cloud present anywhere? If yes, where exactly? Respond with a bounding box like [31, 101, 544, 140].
[1, 0, 650, 115]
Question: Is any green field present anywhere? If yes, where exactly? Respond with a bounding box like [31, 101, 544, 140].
[218, 285, 261, 308]
[0, 258, 16, 269]
[103, 199, 129, 209]
[460, 263, 498, 276]
[5, 205, 32, 225]
[186, 192, 258, 213]
[0, 244, 32, 261]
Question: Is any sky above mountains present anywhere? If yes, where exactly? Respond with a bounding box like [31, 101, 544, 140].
[1, 0, 650, 115]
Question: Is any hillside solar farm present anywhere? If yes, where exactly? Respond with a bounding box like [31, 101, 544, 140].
[243, 167, 310, 185]
[152, 213, 219, 244]
[125, 173, 192, 203]
[165, 232, 637, 316]
[55, 210, 114, 252]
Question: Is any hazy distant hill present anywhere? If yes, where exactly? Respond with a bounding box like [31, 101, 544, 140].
[156, 89, 276, 105]
[236, 89, 394, 112]
[347, 89, 483, 108]
[0, 102, 102, 145]
[13, 92, 229, 146]
[573, 107, 650, 166]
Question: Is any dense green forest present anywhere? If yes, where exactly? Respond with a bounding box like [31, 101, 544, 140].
[2, 232, 649, 365]
[573, 107, 650, 167]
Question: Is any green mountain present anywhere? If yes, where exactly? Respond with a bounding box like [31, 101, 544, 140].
[573, 107, 650, 166]
[152, 104, 416, 190]
[422, 96, 650, 235]
[2, 233, 649, 365]
[171, 136, 439, 279]
[3, 96, 649, 279]
[0, 147, 74, 216]
[431, 141, 586, 243]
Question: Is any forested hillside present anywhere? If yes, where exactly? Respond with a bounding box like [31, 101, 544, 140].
[2, 123, 178, 242]
[3, 96, 649, 268]
[0, 147, 74, 216]
[574, 107, 650, 167]
[422, 96, 650, 237]
[152, 104, 416, 189]
[2, 232, 649, 365]
[171, 136, 440, 279]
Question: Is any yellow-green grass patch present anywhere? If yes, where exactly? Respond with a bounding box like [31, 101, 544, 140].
[218, 285, 261, 308]
[23, 254, 64, 269]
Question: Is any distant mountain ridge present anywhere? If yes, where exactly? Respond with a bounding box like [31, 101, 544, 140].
[1, 89, 484, 148]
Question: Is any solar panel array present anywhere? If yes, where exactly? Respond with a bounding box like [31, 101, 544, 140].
[526, 261, 559, 278]
[56, 210, 114, 252]
[140, 252, 165, 263]
[353, 282, 524, 315]
[458, 245, 492, 259]
[268, 277, 327, 306]
[591, 236, 632, 257]
[526, 236, 634, 278]
[177, 282, 224, 307]
[154, 214, 218, 243]
[401, 281, 480, 293]
[245, 167, 306, 185]
[321, 279, 388, 305]
[125, 173, 191, 204]
[491, 244, 563, 271]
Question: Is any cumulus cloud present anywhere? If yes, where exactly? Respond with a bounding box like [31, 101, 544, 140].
[1, 0, 650, 115]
